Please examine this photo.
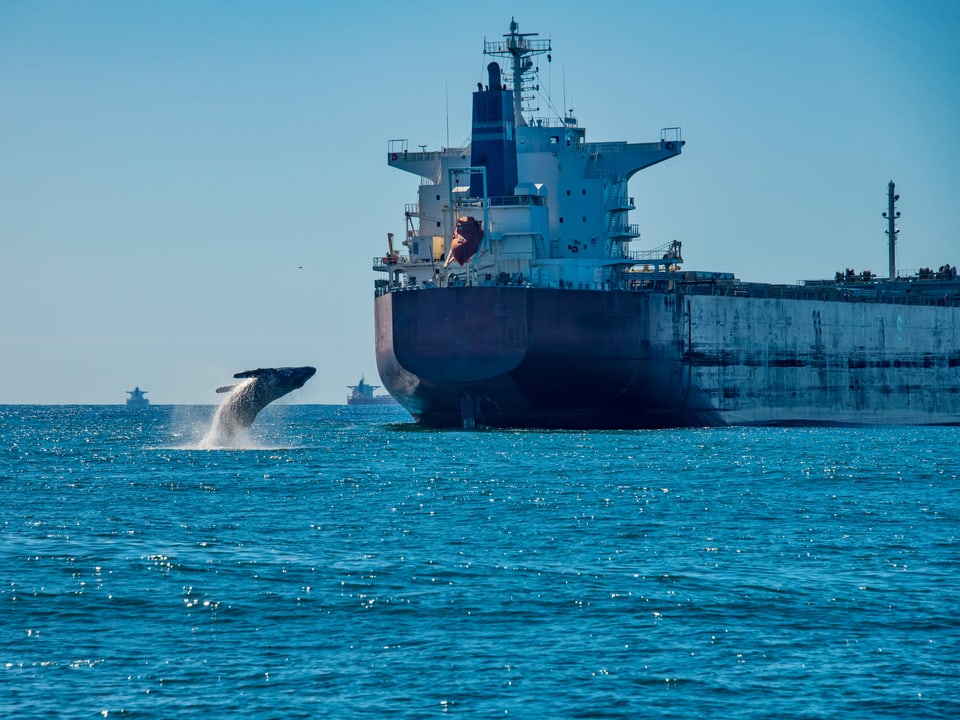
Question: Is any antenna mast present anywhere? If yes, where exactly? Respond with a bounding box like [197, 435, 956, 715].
[883, 181, 901, 280]
[483, 18, 552, 127]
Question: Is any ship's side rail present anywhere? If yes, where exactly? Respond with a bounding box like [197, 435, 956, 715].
[387, 141, 469, 161]
[673, 280, 960, 307]
[374, 273, 960, 305]
[373, 254, 447, 277]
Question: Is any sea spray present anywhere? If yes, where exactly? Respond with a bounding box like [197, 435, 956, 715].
[200, 377, 257, 448]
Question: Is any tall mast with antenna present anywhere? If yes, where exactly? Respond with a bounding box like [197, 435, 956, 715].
[883, 181, 901, 280]
[483, 18, 552, 127]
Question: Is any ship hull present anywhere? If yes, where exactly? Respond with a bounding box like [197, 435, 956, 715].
[347, 396, 398, 406]
[375, 286, 960, 428]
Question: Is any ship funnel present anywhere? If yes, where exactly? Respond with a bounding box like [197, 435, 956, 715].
[469, 62, 518, 198]
[487, 62, 502, 91]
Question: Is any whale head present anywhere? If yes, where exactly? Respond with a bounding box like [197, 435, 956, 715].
[233, 366, 317, 390]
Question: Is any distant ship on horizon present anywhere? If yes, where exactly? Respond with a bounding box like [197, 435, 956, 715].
[126, 387, 150, 408]
[347, 377, 398, 406]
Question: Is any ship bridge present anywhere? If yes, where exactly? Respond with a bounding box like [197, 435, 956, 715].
[584, 129, 685, 179]
[387, 141, 470, 184]
[377, 19, 686, 295]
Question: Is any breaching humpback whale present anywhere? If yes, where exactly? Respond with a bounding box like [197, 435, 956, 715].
[210, 366, 316, 440]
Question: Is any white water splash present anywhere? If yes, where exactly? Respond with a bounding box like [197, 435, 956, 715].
[198, 378, 259, 449]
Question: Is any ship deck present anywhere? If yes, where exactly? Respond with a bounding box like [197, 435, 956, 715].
[375, 272, 960, 308]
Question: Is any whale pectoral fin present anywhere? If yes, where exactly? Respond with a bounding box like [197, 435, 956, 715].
[215, 384, 236, 393]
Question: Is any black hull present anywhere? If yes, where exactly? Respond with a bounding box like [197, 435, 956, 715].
[375, 286, 960, 429]
[375, 286, 719, 428]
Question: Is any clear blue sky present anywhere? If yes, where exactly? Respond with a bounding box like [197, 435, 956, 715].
[2, 0, 958, 404]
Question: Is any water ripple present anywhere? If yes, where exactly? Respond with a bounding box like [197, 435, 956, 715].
[0, 406, 958, 718]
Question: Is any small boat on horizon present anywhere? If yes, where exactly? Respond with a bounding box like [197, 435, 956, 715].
[347, 377, 398, 406]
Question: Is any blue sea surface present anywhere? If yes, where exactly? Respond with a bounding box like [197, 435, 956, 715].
[1, 405, 958, 718]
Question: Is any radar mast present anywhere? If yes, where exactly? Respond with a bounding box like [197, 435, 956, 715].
[483, 18, 552, 126]
[883, 181, 901, 280]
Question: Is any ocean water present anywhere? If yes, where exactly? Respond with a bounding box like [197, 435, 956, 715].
[1, 405, 958, 719]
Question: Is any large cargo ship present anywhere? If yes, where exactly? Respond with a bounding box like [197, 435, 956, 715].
[374, 19, 960, 429]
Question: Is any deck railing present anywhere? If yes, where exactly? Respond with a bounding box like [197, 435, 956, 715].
[374, 272, 960, 306]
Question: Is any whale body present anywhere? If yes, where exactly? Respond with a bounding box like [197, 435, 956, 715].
[210, 366, 316, 441]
